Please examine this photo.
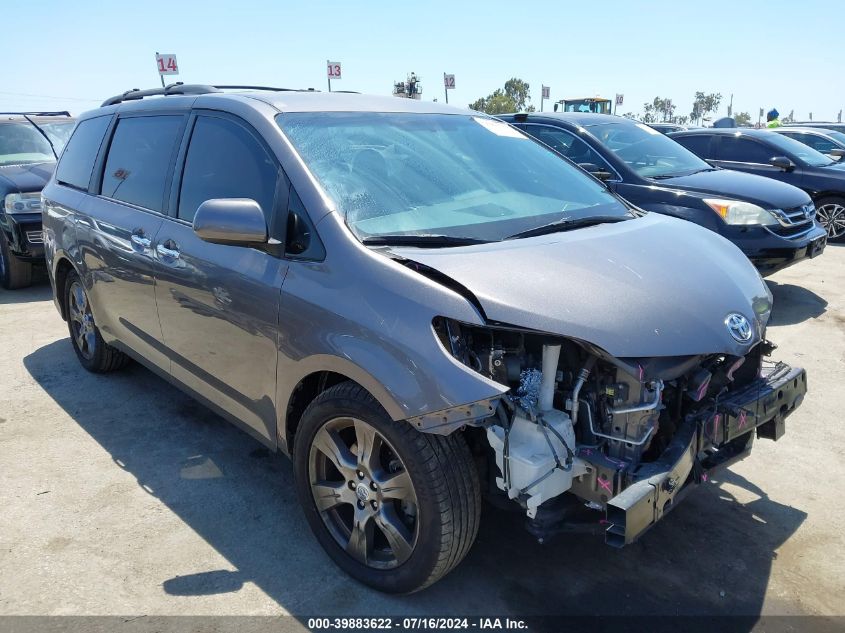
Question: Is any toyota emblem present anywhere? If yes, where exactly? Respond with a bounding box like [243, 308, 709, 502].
[725, 313, 753, 343]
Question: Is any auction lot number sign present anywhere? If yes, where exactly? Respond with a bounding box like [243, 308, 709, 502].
[156, 53, 179, 76]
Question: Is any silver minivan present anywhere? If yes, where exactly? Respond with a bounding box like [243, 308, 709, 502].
[42, 86, 806, 593]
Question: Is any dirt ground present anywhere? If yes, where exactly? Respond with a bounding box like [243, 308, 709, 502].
[1, 246, 843, 626]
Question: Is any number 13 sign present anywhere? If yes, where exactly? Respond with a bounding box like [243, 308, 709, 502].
[156, 54, 179, 76]
[327, 61, 342, 80]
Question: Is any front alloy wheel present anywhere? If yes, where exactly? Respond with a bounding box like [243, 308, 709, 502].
[309, 417, 418, 569]
[294, 381, 481, 593]
[816, 198, 845, 241]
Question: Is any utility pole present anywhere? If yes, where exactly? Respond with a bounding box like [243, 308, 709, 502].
[728, 94, 733, 118]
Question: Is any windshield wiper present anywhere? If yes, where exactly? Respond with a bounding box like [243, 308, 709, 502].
[21, 115, 58, 159]
[504, 215, 630, 240]
[650, 167, 717, 180]
[361, 234, 488, 247]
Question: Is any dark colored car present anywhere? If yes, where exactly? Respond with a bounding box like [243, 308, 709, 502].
[42, 85, 806, 593]
[773, 126, 845, 160]
[646, 122, 691, 135]
[670, 127, 845, 241]
[790, 122, 845, 134]
[0, 112, 76, 288]
[500, 113, 827, 274]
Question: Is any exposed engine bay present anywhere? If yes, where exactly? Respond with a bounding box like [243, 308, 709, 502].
[432, 317, 806, 546]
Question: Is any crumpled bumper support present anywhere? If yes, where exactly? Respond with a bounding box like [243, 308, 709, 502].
[604, 363, 807, 548]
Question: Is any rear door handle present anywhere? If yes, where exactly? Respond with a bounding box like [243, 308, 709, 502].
[156, 243, 180, 259]
[130, 233, 151, 248]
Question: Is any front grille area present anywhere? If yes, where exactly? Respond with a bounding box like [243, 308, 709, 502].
[766, 204, 816, 239]
[25, 230, 44, 244]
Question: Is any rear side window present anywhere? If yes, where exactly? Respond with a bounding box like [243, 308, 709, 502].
[54, 116, 111, 190]
[523, 125, 609, 170]
[672, 134, 712, 158]
[101, 116, 183, 212]
[714, 137, 774, 163]
[178, 116, 277, 223]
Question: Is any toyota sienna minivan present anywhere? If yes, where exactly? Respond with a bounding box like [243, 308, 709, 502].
[42, 85, 806, 593]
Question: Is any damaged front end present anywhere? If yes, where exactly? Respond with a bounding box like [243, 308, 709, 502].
[432, 317, 807, 548]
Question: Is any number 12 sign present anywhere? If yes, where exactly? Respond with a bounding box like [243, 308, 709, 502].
[327, 61, 342, 80]
[156, 54, 179, 76]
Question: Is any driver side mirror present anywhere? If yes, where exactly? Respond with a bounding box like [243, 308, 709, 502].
[193, 198, 268, 246]
[578, 162, 614, 181]
[828, 148, 845, 159]
[769, 156, 795, 171]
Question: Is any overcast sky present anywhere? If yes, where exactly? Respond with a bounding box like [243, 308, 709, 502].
[2, 0, 842, 122]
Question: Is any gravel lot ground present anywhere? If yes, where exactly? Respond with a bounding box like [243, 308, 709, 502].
[1, 245, 843, 627]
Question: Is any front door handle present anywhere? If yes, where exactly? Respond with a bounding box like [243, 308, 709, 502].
[130, 233, 151, 248]
[156, 243, 180, 259]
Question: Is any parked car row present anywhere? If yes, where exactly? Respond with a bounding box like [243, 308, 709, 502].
[669, 127, 845, 241]
[18, 84, 809, 593]
[500, 112, 828, 274]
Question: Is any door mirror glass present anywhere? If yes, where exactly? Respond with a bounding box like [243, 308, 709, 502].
[769, 156, 795, 171]
[193, 198, 268, 245]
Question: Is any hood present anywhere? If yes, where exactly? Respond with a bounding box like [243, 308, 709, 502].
[657, 168, 810, 209]
[0, 162, 55, 194]
[392, 214, 771, 359]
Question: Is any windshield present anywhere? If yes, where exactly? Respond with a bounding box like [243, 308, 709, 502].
[587, 122, 711, 178]
[828, 131, 845, 146]
[277, 112, 630, 242]
[763, 132, 834, 167]
[39, 121, 76, 154]
[0, 122, 55, 166]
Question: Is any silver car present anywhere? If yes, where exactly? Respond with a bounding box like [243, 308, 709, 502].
[42, 85, 806, 593]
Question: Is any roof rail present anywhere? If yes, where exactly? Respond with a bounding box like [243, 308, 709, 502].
[0, 111, 71, 117]
[101, 83, 329, 107]
[101, 83, 220, 107]
[213, 85, 320, 93]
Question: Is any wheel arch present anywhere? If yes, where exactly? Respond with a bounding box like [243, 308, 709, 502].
[279, 356, 407, 454]
[52, 254, 80, 321]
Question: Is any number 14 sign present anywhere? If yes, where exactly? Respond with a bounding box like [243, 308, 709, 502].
[156, 53, 179, 76]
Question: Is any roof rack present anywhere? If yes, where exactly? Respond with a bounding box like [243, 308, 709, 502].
[101, 83, 324, 107]
[0, 111, 71, 117]
[101, 83, 220, 107]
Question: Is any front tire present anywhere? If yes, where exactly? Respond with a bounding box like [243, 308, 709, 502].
[293, 381, 481, 593]
[0, 230, 33, 290]
[64, 271, 129, 373]
[815, 196, 845, 242]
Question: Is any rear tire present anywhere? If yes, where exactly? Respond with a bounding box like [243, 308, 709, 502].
[293, 381, 481, 593]
[0, 230, 33, 290]
[64, 270, 129, 373]
[815, 196, 845, 242]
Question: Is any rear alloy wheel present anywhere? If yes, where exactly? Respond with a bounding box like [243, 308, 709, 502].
[815, 197, 845, 241]
[0, 230, 33, 290]
[294, 381, 480, 593]
[64, 271, 129, 372]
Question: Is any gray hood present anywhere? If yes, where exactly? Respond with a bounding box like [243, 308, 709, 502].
[392, 214, 771, 358]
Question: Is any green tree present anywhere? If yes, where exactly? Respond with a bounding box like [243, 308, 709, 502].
[734, 111, 752, 126]
[690, 91, 723, 125]
[621, 112, 639, 120]
[469, 78, 535, 114]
